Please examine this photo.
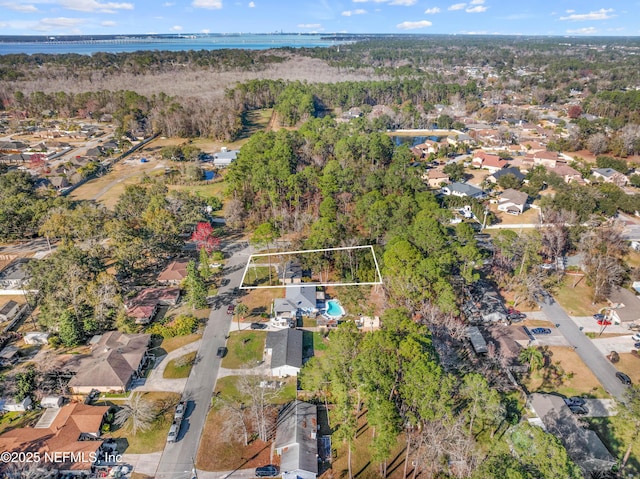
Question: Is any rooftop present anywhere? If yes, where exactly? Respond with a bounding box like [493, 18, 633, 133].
[266, 328, 303, 370]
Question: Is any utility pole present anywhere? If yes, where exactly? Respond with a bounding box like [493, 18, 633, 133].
[191, 457, 198, 479]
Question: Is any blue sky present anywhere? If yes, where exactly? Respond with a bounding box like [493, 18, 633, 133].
[0, 0, 638, 36]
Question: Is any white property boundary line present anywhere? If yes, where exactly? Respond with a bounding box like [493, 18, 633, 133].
[239, 245, 383, 289]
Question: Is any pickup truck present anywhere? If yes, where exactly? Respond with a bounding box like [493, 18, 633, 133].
[167, 420, 180, 443]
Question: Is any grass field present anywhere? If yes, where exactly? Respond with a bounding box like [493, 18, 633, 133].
[491, 205, 540, 225]
[241, 287, 283, 319]
[0, 409, 42, 435]
[615, 353, 640, 384]
[221, 330, 267, 369]
[109, 391, 180, 454]
[521, 346, 607, 398]
[163, 351, 197, 379]
[159, 333, 202, 354]
[552, 276, 608, 317]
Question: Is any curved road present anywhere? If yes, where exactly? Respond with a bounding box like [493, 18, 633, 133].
[155, 241, 251, 479]
[539, 296, 628, 403]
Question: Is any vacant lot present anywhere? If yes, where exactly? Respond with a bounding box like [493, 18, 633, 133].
[163, 351, 197, 379]
[159, 333, 202, 354]
[552, 277, 608, 317]
[221, 330, 267, 369]
[521, 346, 607, 398]
[109, 391, 180, 454]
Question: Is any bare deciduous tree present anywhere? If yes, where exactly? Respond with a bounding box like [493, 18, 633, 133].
[237, 375, 283, 442]
[579, 226, 627, 302]
[114, 392, 156, 435]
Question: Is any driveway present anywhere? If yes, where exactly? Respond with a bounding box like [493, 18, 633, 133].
[134, 340, 202, 393]
[154, 242, 252, 479]
[540, 296, 629, 402]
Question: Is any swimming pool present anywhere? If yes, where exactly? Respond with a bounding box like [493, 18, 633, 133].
[325, 300, 345, 318]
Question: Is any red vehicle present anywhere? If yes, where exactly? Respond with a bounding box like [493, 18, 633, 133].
[507, 307, 521, 315]
[597, 319, 612, 326]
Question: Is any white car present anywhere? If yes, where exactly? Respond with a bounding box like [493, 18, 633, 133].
[632, 333, 640, 342]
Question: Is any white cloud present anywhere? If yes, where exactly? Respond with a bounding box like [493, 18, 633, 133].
[170, 25, 182, 31]
[162, 1, 175, 5]
[202, 28, 210, 33]
[470, 0, 484, 4]
[390, 0, 417, 5]
[424, 7, 440, 14]
[32, 16, 85, 31]
[59, 0, 133, 13]
[566, 27, 597, 34]
[560, 8, 615, 21]
[248, 1, 255, 6]
[342, 9, 366, 16]
[448, 3, 466, 11]
[1, 2, 39, 13]
[297, 23, 322, 28]
[397, 20, 432, 29]
[192, 0, 222, 9]
[466, 5, 487, 12]
[101, 20, 116, 26]
[565, 9, 575, 13]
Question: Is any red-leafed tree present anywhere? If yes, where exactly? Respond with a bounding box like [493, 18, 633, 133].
[567, 105, 583, 119]
[29, 154, 46, 170]
[191, 222, 220, 253]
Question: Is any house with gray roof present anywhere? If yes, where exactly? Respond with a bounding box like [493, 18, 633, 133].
[0, 258, 32, 290]
[265, 329, 303, 377]
[607, 287, 640, 324]
[486, 167, 525, 184]
[497, 188, 529, 215]
[592, 167, 628, 187]
[0, 301, 20, 323]
[441, 182, 486, 199]
[528, 393, 616, 475]
[212, 147, 239, 167]
[67, 331, 151, 394]
[273, 285, 320, 327]
[275, 400, 318, 479]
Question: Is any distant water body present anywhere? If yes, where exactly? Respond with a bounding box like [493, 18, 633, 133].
[0, 34, 345, 55]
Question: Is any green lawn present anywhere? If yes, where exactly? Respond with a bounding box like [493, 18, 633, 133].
[552, 276, 607, 316]
[0, 409, 42, 434]
[213, 375, 296, 405]
[109, 392, 180, 454]
[163, 351, 197, 379]
[158, 333, 202, 354]
[242, 265, 278, 287]
[221, 330, 267, 369]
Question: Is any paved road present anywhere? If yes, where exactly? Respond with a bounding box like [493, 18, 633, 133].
[155, 241, 251, 479]
[540, 296, 628, 402]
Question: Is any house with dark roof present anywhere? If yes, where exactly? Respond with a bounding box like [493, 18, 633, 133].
[607, 287, 640, 324]
[528, 393, 616, 475]
[0, 300, 20, 322]
[592, 168, 628, 187]
[0, 258, 32, 290]
[273, 285, 320, 328]
[125, 287, 180, 324]
[486, 167, 525, 184]
[67, 331, 151, 394]
[441, 182, 486, 199]
[274, 400, 318, 479]
[157, 259, 190, 285]
[497, 188, 529, 215]
[265, 329, 303, 377]
[467, 326, 488, 355]
[0, 403, 110, 475]
[278, 260, 303, 284]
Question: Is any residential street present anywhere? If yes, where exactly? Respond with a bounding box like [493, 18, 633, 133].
[539, 296, 628, 403]
[153, 241, 252, 479]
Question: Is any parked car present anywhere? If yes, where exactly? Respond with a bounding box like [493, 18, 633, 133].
[531, 328, 552, 335]
[174, 401, 185, 421]
[250, 322, 268, 330]
[597, 319, 612, 326]
[616, 372, 632, 385]
[593, 313, 606, 321]
[569, 405, 589, 415]
[221, 278, 230, 286]
[217, 347, 227, 358]
[632, 333, 640, 342]
[255, 465, 279, 477]
[508, 313, 526, 321]
[507, 307, 521, 315]
[634, 342, 640, 349]
[167, 421, 180, 443]
[564, 396, 586, 407]
[227, 305, 235, 315]
[628, 323, 640, 331]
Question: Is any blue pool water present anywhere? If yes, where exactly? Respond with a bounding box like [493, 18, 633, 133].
[326, 300, 344, 318]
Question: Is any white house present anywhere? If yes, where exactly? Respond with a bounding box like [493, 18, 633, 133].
[497, 188, 529, 215]
[275, 401, 318, 479]
[272, 285, 320, 328]
[264, 329, 303, 378]
[1, 396, 33, 412]
[0, 300, 20, 322]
